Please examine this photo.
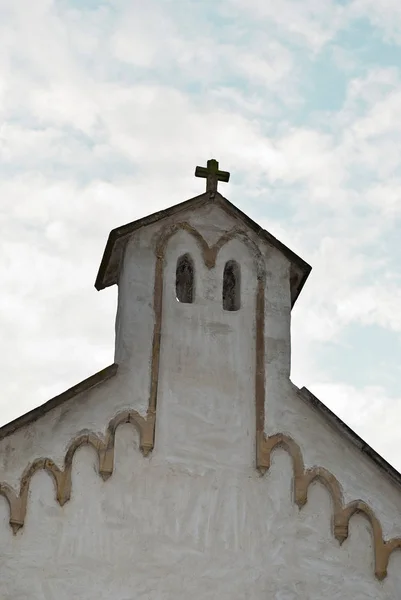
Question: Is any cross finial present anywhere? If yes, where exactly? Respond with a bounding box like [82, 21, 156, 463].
[195, 159, 230, 195]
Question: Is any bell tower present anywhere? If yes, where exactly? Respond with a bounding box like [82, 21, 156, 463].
[95, 160, 311, 470]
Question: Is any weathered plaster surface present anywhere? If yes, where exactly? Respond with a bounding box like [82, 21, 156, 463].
[156, 226, 258, 469]
[268, 381, 401, 540]
[1, 202, 401, 598]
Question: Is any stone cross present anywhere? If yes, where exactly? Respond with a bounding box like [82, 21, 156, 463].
[195, 159, 230, 194]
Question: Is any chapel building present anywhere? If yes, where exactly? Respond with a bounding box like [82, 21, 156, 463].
[1, 159, 401, 599]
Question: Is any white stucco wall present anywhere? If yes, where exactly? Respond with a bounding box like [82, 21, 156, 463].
[1, 201, 401, 599]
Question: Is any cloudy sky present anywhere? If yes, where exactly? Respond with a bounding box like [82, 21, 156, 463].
[0, 0, 400, 467]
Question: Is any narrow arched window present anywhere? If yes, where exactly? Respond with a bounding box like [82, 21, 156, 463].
[176, 254, 194, 303]
[223, 260, 240, 311]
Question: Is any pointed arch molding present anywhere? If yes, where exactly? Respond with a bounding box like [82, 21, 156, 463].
[258, 432, 401, 580]
[0, 415, 400, 580]
[0, 410, 145, 534]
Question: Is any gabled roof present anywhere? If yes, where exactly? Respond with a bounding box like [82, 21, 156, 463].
[95, 191, 312, 308]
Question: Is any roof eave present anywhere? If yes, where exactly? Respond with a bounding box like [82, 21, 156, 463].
[94, 192, 312, 307]
[95, 192, 210, 291]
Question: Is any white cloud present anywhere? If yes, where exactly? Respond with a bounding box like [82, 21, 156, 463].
[227, 0, 347, 50]
[349, 0, 401, 43]
[309, 381, 401, 469]
[337, 285, 401, 331]
[365, 181, 401, 216]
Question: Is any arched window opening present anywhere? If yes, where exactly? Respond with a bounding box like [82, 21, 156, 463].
[223, 260, 240, 311]
[176, 254, 195, 303]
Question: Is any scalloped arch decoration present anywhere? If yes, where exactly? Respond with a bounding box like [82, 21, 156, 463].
[0, 410, 150, 534]
[258, 431, 401, 580]
[0, 416, 400, 580]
